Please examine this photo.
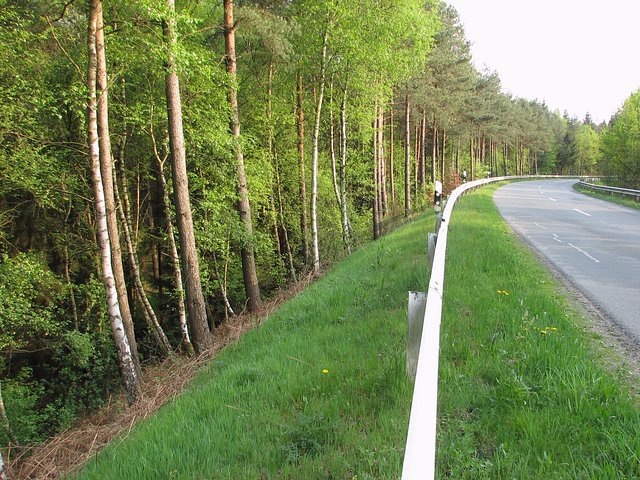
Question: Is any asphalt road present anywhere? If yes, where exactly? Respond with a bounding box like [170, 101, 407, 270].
[494, 179, 640, 339]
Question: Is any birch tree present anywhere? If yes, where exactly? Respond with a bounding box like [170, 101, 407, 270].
[88, 0, 140, 405]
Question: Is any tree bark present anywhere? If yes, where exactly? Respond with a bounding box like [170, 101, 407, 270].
[88, 0, 141, 404]
[224, 0, 262, 310]
[113, 159, 173, 357]
[150, 129, 194, 356]
[378, 107, 387, 215]
[372, 115, 380, 240]
[389, 101, 395, 203]
[296, 73, 309, 266]
[163, 0, 212, 353]
[420, 110, 426, 185]
[404, 93, 411, 216]
[431, 120, 437, 184]
[310, 24, 329, 273]
[441, 127, 447, 182]
[339, 85, 351, 253]
[95, 0, 140, 376]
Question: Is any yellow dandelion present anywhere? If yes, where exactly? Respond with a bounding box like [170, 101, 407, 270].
[540, 330, 548, 335]
[322, 369, 329, 374]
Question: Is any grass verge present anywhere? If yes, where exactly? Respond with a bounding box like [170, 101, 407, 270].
[74, 213, 432, 479]
[573, 183, 640, 211]
[75, 182, 640, 479]
[437, 184, 640, 478]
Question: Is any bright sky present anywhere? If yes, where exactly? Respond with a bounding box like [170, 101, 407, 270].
[445, 0, 640, 124]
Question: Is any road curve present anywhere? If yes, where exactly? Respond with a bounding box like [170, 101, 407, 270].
[494, 179, 640, 340]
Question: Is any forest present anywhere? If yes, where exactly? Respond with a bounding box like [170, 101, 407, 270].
[1, 0, 637, 470]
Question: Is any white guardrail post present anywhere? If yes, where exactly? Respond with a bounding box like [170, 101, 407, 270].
[401, 175, 545, 480]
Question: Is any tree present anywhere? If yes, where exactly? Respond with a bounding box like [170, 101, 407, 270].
[224, 0, 262, 310]
[163, 0, 212, 353]
[601, 89, 640, 187]
[88, 0, 141, 405]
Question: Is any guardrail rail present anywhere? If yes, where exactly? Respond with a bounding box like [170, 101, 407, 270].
[578, 180, 640, 200]
[402, 175, 575, 480]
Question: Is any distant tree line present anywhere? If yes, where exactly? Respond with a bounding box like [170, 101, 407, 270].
[0, 0, 625, 463]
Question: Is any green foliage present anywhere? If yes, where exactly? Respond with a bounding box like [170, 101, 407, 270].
[0, 253, 65, 353]
[76, 208, 431, 479]
[601, 90, 640, 187]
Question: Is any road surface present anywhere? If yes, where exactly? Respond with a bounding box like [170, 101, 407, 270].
[494, 179, 640, 340]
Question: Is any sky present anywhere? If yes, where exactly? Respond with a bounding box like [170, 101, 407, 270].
[445, 0, 640, 124]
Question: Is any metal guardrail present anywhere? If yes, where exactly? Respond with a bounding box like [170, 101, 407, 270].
[401, 175, 574, 480]
[578, 181, 640, 200]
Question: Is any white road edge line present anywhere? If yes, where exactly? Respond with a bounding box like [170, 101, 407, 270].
[534, 222, 547, 229]
[568, 243, 600, 263]
[573, 208, 592, 217]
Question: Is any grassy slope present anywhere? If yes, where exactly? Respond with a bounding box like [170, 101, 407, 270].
[76, 183, 640, 479]
[437, 184, 640, 478]
[76, 214, 432, 479]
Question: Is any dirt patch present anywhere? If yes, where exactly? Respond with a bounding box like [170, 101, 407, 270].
[7, 273, 316, 479]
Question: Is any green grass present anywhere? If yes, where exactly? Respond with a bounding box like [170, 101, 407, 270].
[75, 183, 640, 479]
[437, 184, 640, 478]
[75, 213, 432, 479]
[574, 183, 640, 211]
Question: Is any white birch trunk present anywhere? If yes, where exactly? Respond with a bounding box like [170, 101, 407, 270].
[311, 26, 328, 273]
[339, 85, 351, 254]
[88, 0, 140, 405]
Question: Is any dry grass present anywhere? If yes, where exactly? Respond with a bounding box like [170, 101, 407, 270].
[7, 273, 316, 480]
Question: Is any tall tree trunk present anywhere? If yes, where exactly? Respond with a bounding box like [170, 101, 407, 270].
[95, 0, 140, 376]
[389, 101, 395, 203]
[372, 117, 380, 240]
[420, 110, 426, 186]
[88, 0, 141, 404]
[470, 136, 475, 180]
[404, 93, 411, 216]
[503, 143, 508, 176]
[113, 159, 173, 357]
[339, 85, 351, 253]
[274, 153, 298, 281]
[431, 120, 437, 183]
[150, 129, 194, 356]
[310, 24, 329, 272]
[163, 0, 212, 353]
[378, 107, 387, 215]
[414, 123, 419, 197]
[224, 0, 262, 310]
[441, 127, 447, 182]
[296, 73, 309, 266]
[329, 80, 344, 246]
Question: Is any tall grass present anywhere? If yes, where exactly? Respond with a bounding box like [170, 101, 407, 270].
[75, 183, 640, 479]
[437, 184, 640, 478]
[75, 213, 432, 479]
